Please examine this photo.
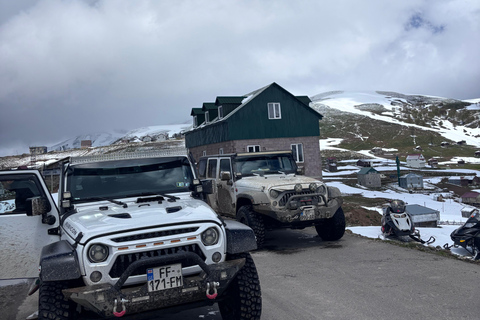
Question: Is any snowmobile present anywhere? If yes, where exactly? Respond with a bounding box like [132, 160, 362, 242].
[381, 200, 435, 244]
[449, 210, 480, 260]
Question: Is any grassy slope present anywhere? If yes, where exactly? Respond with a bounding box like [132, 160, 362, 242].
[317, 106, 478, 162]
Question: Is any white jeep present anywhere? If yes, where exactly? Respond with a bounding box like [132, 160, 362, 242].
[0, 150, 261, 319]
[197, 151, 345, 247]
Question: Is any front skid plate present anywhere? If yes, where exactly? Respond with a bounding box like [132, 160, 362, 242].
[63, 259, 245, 318]
[257, 198, 343, 223]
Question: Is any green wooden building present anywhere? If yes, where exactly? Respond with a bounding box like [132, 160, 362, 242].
[185, 83, 324, 177]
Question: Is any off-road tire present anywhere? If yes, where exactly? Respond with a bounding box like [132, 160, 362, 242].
[315, 207, 346, 241]
[39, 281, 77, 320]
[237, 205, 265, 248]
[218, 253, 262, 320]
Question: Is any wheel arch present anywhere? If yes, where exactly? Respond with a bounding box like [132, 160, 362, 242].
[236, 192, 269, 213]
[40, 240, 82, 282]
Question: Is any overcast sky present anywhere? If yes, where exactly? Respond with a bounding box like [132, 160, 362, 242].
[0, 0, 479, 156]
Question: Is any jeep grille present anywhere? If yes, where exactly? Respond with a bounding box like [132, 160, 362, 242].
[111, 227, 199, 243]
[279, 191, 320, 207]
[109, 244, 206, 278]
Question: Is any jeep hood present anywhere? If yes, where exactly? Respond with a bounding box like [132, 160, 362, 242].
[62, 196, 220, 242]
[236, 174, 324, 191]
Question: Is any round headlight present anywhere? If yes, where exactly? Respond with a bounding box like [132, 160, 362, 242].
[88, 244, 109, 263]
[294, 184, 303, 193]
[201, 227, 219, 246]
[269, 189, 279, 198]
[318, 184, 327, 195]
[309, 183, 318, 192]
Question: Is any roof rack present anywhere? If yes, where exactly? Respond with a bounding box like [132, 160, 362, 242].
[69, 148, 188, 165]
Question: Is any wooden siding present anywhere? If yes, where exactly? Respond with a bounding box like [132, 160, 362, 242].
[227, 85, 320, 140]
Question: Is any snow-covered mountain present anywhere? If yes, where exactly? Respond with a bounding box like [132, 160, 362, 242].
[49, 123, 192, 152]
[311, 91, 480, 148]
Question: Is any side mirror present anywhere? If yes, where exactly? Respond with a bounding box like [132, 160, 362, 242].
[26, 196, 48, 216]
[220, 171, 231, 181]
[201, 179, 214, 195]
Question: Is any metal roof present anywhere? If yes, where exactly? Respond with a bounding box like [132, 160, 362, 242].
[405, 204, 439, 215]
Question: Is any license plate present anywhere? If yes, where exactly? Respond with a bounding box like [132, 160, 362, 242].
[147, 264, 183, 292]
[300, 208, 315, 221]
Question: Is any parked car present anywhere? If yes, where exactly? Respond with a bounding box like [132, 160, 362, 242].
[0, 150, 261, 319]
[197, 150, 345, 247]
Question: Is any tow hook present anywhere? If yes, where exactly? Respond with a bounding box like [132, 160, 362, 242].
[206, 282, 219, 299]
[113, 298, 128, 317]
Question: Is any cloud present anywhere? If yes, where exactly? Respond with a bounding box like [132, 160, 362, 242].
[0, 0, 479, 156]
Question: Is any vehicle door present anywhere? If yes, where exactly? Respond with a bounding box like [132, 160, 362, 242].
[0, 170, 60, 281]
[216, 158, 235, 216]
[203, 158, 219, 211]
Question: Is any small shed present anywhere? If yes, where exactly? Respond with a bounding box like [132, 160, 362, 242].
[448, 176, 479, 187]
[371, 147, 384, 155]
[461, 207, 480, 218]
[357, 167, 381, 188]
[81, 140, 92, 149]
[405, 204, 440, 227]
[29, 146, 47, 154]
[475, 150, 480, 158]
[356, 159, 372, 167]
[427, 158, 438, 168]
[460, 191, 480, 206]
[325, 157, 337, 172]
[399, 173, 424, 190]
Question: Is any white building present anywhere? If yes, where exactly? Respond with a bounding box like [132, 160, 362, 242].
[406, 154, 426, 168]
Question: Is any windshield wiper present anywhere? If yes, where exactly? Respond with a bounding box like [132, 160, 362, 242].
[80, 197, 128, 208]
[136, 192, 180, 203]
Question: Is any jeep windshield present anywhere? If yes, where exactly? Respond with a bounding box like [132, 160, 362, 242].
[66, 157, 195, 203]
[234, 154, 297, 177]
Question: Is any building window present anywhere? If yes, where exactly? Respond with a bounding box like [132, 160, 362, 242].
[193, 115, 198, 128]
[205, 111, 210, 123]
[218, 106, 223, 119]
[219, 148, 224, 155]
[247, 145, 260, 153]
[202, 150, 207, 157]
[291, 143, 304, 162]
[268, 103, 281, 119]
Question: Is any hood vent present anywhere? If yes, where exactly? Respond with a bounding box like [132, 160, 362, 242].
[166, 206, 182, 213]
[108, 213, 132, 219]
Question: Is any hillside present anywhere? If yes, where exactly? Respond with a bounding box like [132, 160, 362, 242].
[311, 91, 480, 164]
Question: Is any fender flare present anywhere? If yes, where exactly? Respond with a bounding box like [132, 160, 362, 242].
[224, 220, 257, 253]
[236, 191, 270, 206]
[40, 240, 81, 282]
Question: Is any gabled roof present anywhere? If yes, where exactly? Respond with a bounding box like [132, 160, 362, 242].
[400, 173, 423, 178]
[295, 96, 312, 106]
[190, 108, 204, 116]
[215, 96, 245, 105]
[357, 167, 379, 175]
[407, 154, 424, 160]
[206, 82, 322, 124]
[461, 191, 480, 198]
[202, 102, 216, 111]
[448, 176, 477, 181]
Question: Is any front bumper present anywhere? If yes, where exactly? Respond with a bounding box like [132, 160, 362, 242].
[63, 252, 245, 318]
[255, 196, 343, 225]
